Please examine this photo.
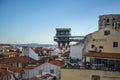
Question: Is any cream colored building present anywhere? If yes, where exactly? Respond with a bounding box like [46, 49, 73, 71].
[61, 14, 120, 80]
[84, 14, 120, 53]
[85, 27, 120, 53]
[61, 69, 120, 80]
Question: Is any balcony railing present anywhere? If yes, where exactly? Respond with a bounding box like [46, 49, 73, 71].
[63, 63, 120, 72]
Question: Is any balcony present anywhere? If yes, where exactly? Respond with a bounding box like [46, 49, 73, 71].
[63, 62, 120, 72]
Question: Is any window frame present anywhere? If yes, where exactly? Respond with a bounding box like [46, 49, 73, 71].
[91, 75, 100, 80]
[104, 30, 110, 36]
[113, 42, 118, 48]
[39, 69, 42, 74]
[50, 69, 54, 73]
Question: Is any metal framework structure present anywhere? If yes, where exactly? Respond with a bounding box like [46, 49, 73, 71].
[54, 28, 84, 46]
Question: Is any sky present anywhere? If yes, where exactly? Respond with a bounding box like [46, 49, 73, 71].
[0, 0, 120, 44]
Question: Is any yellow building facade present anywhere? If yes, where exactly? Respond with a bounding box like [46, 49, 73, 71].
[61, 69, 120, 80]
[85, 27, 120, 53]
[84, 14, 120, 53]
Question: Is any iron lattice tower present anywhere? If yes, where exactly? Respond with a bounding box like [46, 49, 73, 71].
[54, 28, 71, 46]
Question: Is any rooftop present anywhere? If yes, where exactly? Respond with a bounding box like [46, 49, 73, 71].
[30, 77, 39, 80]
[0, 64, 25, 74]
[0, 44, 11, 46]
[50, 60, 64, 67]
[0, 68, 12, 77]
[0, 56, 36, 64]
[56, 28, 71, 31]
[99, 14, 120, 17]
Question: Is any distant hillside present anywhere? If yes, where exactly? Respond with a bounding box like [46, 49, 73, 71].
[12, 43, 56, 48]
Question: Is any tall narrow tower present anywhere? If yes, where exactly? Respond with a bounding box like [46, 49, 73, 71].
[54, 28, 71, 46]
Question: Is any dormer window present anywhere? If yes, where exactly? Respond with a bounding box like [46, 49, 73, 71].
[104, 30, 110, 36]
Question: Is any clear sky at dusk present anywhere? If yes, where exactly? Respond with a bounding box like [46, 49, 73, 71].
[0, 0, 120, 44]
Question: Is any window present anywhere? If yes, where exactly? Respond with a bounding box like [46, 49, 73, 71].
[113, 42, 118, 47]
[104, 30, 110, 35]
[91, 44, 95, 48]
[112, 22, 114, 27]
[113, 18, 115, 20]
[39, 70, 42, 74]
[91, 75, 100, 80]
[93, 39, 95, 41]
[99, 46, 103, 49]
[106, 19, 109, 23]
[50, 69, 54, 73]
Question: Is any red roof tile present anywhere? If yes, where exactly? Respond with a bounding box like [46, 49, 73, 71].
[50, 60, 64, 67]
[1, 64, 25, 74]
[37, 55, 58, 62]
[30, 77, 39, 80]
[0, 56, 36, 64]
[84, 52, 120, 59]
[0, 68, 12, 77]
[39, 73, 53, 78]
[34, 47, 53, 54]
[0, 44, 11, 46]
[34, 47, 42, 53]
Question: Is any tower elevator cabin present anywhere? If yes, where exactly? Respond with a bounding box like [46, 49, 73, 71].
[54, 28, 71, 46]
[54, 28, 84, 46]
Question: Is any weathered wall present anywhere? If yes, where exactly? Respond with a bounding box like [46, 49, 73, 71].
[85, 27, 120, 53]
[61, 69, 120, 80]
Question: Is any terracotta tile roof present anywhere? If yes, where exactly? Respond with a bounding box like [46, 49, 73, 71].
[34, 47, 53, 53]
[0, 56, 36, 64]
[34, 47, 42, 53]
[39, 73, 53, 78]
[30, 77, 39, 80]
[36, 55, 58, 61]
[50, 60, 64, 67]
[0, 64, 25, 74]
[0, 44, 11, 46]
[40, 55, 58, 62]
[0, 68, 12, 77]
[5, 47, 18, 50]
[84, 52, 120, 59]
